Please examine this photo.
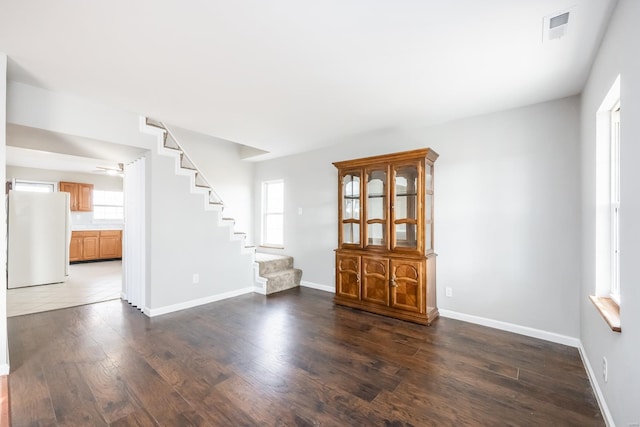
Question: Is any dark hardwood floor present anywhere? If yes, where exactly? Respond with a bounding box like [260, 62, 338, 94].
[7, 287, 603, 426]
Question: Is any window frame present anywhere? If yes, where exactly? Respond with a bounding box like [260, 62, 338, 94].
[591, 75, 621, 333]
[261, 179, 284, 248]
[610, 102, 621, 304]
[12, 179, 56, 193]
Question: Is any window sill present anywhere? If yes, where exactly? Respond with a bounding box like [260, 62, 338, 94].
[589, 296, 621, 333]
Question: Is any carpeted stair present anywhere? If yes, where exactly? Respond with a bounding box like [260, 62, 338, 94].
[255, 253, 302, 295]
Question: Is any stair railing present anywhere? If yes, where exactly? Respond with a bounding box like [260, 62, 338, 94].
[145, 117, 224, 205]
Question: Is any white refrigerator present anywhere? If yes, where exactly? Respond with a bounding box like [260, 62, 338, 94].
[7, 190, 71, 289]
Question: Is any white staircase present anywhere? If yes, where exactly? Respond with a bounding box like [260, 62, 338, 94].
[143, 117, 303, 299]
[143, 118, 255, 254]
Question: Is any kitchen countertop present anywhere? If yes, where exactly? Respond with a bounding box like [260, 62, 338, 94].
[71, 224, 124, 231]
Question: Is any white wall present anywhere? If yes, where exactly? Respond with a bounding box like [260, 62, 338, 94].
[580, 0, 640, 424]
[7, 82, 153, 149]
[146, 147, 254, 312]
[0, 53, 9, 374]
[254, 95, 581, 338]
[167, 126, 254, 244]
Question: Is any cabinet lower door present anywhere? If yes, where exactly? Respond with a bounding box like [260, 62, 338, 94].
[336, 254, 361, 300]
[83, 236, 99, 260]
[390, 259, 424, 313]
[69, 237, 83, 262]
[99, 231, 121, 259]
[362, 256, 389, 305]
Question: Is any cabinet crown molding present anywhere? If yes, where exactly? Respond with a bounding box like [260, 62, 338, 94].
[333, 148, 439, 169]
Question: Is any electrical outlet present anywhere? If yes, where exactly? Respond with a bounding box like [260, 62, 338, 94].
[602, 357, 608, 383]
[445, 287, 453, 297]
[193, 273, 199, 284]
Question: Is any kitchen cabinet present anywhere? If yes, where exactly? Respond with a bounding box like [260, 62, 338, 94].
[59, 181, 94, 212]
[70, 230, 122, 262]
[83, 232, 99, 260]
[333, 148, 439, 325]
[69, 234, 84, 262]
[99, 230, 122, 259]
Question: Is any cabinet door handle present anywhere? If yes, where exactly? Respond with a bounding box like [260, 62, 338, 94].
[356, 274, 361, 282]
[390, 275, 398, 287]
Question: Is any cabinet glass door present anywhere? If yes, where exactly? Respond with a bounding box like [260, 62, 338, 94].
[425, 163, 434, 252]
[341, 172, 361, 246]
[392, 163, 420, 251]
[365, 167, 387, 248]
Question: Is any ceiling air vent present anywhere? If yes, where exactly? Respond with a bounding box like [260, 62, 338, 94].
[543, 9, 572, 42]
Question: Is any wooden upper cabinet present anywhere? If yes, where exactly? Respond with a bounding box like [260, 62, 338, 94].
[59, 182, 76, 203]
[59, 182, 93, 212]
[77, 184, 93, 211]
[333, 148, 439, 325]
[335, 150, 437, 254]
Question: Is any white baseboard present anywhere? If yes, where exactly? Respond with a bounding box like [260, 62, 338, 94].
[439, 309, 581, 348]
[300, 280, 334, 293]
[0, 364, 9, 376]
[578, 343, 614, 427]
[146, 287, 255, 317]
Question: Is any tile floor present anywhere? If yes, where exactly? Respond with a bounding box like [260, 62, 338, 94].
[7, 260, 122, 317]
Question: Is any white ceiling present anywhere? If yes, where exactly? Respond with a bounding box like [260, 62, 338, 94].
[0, 0, 617, 159]
[5, 124, 147, 174]
[6, 146, 121, 175]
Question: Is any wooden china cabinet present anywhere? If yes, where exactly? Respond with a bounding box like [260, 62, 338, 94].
[333, 148, 439, 325]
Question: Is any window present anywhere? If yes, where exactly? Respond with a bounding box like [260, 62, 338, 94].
[13, 179, 55, 193]
[261, 180, 284, 247]
[591, 76, 621, 332]
[610, 102, 620, 304]
[93, 190, 124, 221]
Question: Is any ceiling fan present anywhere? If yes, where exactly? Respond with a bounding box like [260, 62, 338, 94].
[95, 163, 124, 176]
